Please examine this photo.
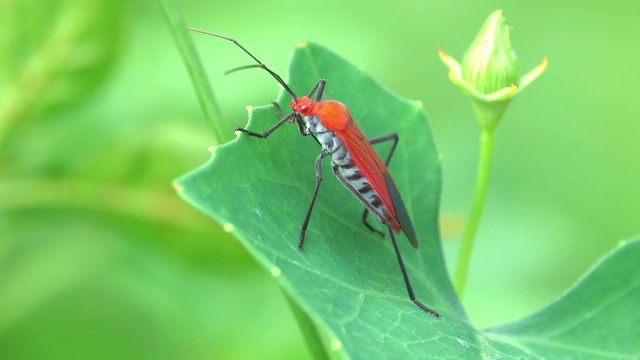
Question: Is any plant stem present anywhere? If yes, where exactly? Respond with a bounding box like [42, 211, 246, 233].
[157, 0, 227, 145]
[454, 129, 496, 296]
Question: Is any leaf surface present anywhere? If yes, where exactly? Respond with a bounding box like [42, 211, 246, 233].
[176, 42, 640, 359]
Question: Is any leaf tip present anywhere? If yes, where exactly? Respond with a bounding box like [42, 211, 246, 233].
[207, 145, 217, 153]
[223, 223, 234, 232]
[172, 182, 183, 192]
[330, 339, 343, 351]
[270, 266, 282, 277]
[297, 40, 308, 48]
[617, 238, 630, 248]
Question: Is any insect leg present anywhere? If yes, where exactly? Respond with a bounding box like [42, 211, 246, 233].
[235, 112, 296, 138]
[368, 133, 399, 167]
[361, 211, 384, 236]
[306, 79, 327, 101]
[388, 226, 440, 318]
[361, 133, 400, 233]
[299, 149, 330, 250]
[336, 163, 436, 316]
[270, 101, 314, 137]
[237, 102, 312, 139]
[271, 101, 287, 117]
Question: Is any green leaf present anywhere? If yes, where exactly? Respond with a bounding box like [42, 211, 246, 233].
[0, 0, 125, 142]
[176, 41, 469, 358]
[488, 238, 640, 359]
[175, 42, 640, 359]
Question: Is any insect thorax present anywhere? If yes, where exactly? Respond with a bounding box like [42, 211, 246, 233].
[305, 115, 351, 166]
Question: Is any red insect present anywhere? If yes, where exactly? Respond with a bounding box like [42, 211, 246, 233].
[188, 28, 440, 318]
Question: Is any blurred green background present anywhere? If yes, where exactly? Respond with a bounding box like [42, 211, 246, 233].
[1, 0, 638, 359]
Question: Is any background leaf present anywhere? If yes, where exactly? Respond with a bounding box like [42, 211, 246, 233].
[0, 0, 124, 142]
[489, 238, 640, 359]
[0, 2, 309, 359]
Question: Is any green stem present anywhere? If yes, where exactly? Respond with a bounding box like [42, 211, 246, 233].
[454, 129, 496, 296]
[157, 0, 227, 145]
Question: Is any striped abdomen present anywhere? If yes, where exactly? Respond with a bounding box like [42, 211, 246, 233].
[305, 115, 392, 222]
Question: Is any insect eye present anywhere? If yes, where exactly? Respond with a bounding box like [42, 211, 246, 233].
[300, 104, 309, 113]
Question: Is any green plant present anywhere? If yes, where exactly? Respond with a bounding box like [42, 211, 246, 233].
[168, 4, 640, 358]
[437, 10, 547, 296]
[2, 0, 637, 358]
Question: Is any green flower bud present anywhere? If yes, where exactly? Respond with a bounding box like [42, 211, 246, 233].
[438, 10, 547, 131]
[462, 10, 521, 95]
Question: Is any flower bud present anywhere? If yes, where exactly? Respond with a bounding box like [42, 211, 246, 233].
[438, 10, 547, 131]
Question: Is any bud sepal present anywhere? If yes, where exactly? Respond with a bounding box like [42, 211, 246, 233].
[438, 10, 547, 131]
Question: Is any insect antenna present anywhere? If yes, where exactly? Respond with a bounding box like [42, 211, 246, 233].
[186, 28, 299, 102]
[223, 64, 263, 76]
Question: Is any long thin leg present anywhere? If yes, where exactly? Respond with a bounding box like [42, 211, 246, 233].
[335, 161, 438, 317]
[361, 211, 384, 236]
[388, 226, 441, 318]
[237, 102, 312, 139]
[305, 79, 327, 101]
[235, 113, 295, 138]
[369, 133, 399, 167]
[272, 102, 309, 136]
[299, 150, 330, 250]
[271, 101, 287, 117]
[314, 80, 326, 101]
[361, 133, 400, 234]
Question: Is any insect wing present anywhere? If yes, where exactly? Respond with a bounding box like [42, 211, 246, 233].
[334, 122, 401, 231]
[383, 173, 419, 248]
